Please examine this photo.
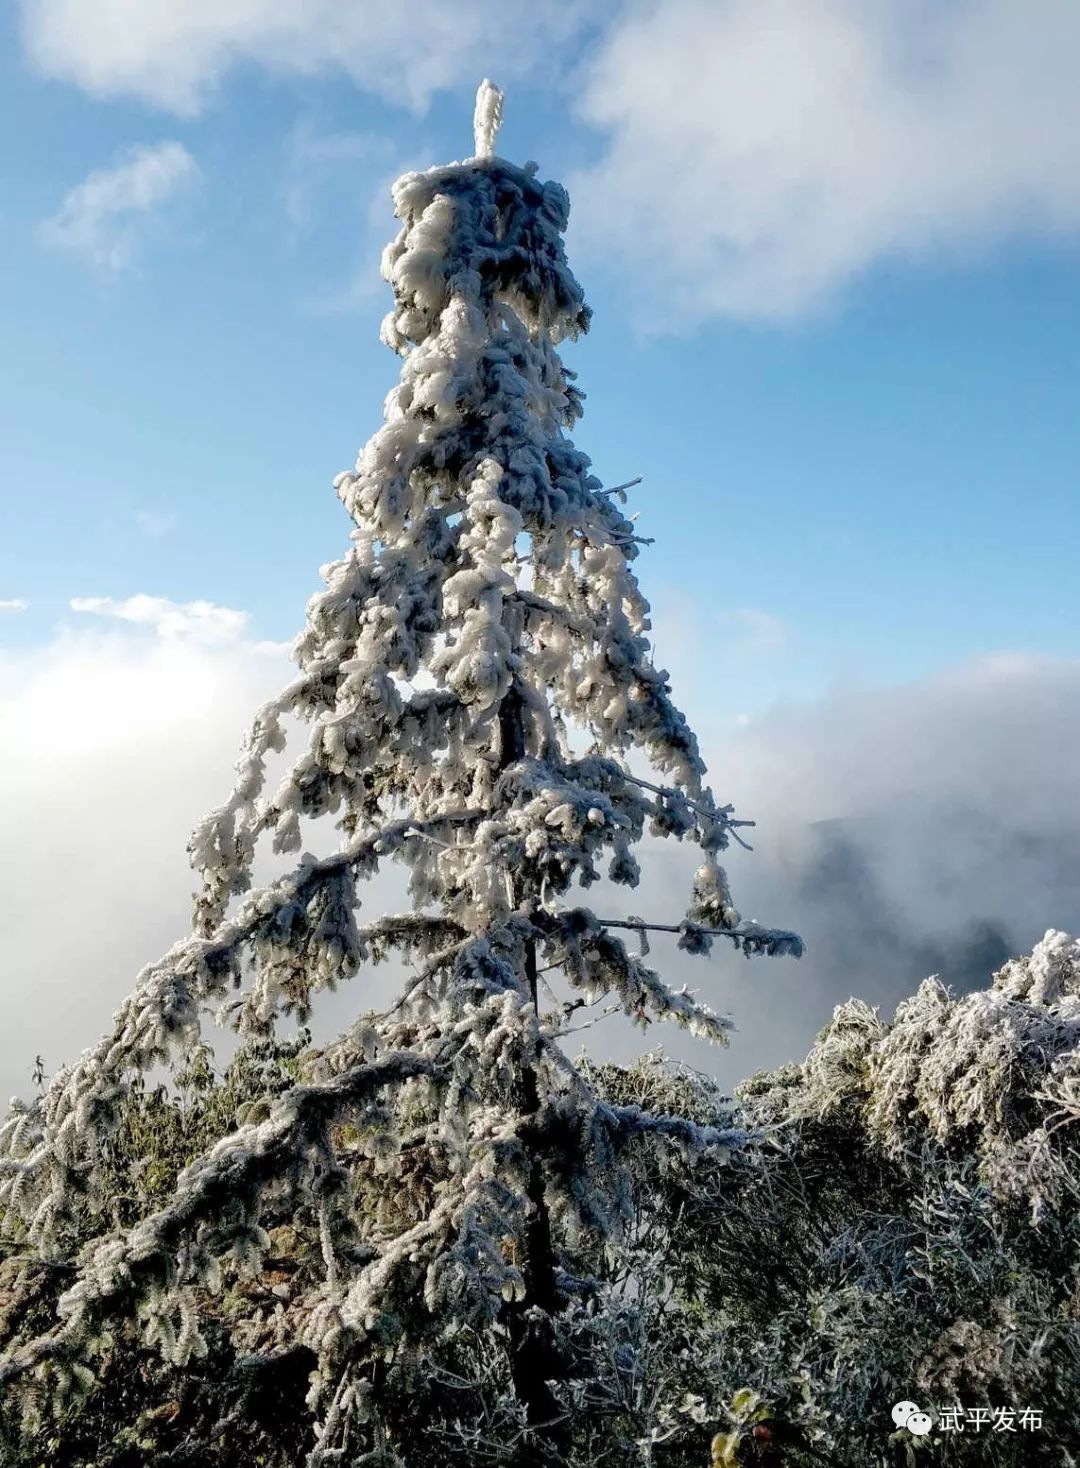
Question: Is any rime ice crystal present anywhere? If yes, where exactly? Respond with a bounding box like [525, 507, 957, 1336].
[0, 83, 798, 1462]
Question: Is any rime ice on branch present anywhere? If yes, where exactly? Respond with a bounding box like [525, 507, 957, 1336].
[0, 82, 800, 1463]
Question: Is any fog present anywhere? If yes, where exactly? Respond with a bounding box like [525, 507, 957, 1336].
[2, 611, 1078, 1101]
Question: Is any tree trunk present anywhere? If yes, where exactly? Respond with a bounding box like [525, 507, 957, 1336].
[498, 683, 568, 1463]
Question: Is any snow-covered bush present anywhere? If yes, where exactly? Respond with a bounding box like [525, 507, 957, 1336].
[4, 925, 1078, 1464]
[592, 930, 1080, 1466]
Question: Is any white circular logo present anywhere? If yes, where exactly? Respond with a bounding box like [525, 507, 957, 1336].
[891, 1401, 932, 1436]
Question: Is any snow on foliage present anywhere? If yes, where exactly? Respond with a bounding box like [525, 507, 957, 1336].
[0, 84, 799, 1465]
[810, 927, 1080, 1221]
[692, 929, 1080, 1463]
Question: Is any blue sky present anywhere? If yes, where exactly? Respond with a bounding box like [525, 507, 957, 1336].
[3, 0, 1080, 716]
[3, 1, 1080, 1094]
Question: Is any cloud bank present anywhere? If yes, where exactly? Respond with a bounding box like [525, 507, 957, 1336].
[20, 0, 1080, 319]
[3, 596, 1078, 1099]
[18, 0, 593, 116]
[39, 140, 199, 275]
[0, 602, 289, 1102]
[686, 651, 1080, 1080]
[570, 0, 1080, 322]
[70, 594, 251, 644]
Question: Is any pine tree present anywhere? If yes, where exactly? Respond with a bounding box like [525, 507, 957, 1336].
[0, 82, 800, 1466]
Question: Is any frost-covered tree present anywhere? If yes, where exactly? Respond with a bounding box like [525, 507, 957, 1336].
[594, 929, 1080, 1467]
[0, 83, 799, 1466]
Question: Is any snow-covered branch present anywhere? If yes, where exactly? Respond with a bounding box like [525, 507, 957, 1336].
[0, 1052, 440, 1388]
[594, 916, 805, 959]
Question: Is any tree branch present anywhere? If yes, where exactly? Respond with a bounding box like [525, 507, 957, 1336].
[0, 1052, 440, 1388]
[593, 916, 804, 957]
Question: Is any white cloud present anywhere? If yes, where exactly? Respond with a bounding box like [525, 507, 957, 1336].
[23, 1, 1080, 321]
[715, 651, 1080, 837]
[0, 614, 292, 1101]
[570, 0, 1080, 322]
[19, 0, 594, 116]
[605, 648, 1080, 1085]
[70, 593, 250, 645]
[39, 141, 199, 274]
[0, 599, 28, 612]
[2, 601, 1079, 1100]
